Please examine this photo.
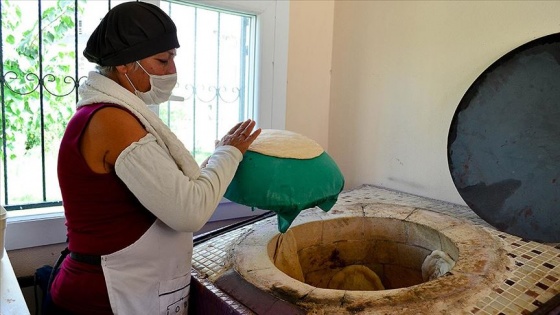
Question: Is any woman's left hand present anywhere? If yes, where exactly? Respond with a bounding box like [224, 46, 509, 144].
[216, 119, 261, 155]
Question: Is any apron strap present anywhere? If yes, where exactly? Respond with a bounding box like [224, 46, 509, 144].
[46, 247, 70, 296]
[69, 251, 102, 265]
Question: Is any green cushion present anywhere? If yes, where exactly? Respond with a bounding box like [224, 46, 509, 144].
[224, 151, 344, 233]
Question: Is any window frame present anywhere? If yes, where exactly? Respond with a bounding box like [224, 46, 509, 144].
[5, 0, 289, 251]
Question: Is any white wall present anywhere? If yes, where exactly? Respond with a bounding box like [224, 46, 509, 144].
[285, 0, 335, 150]
[326, 0, 560, 204]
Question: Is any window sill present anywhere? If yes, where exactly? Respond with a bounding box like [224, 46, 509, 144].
[6, 206, 66, 251]
[5, 200, 267, 251]
[7, 206, 65, 223]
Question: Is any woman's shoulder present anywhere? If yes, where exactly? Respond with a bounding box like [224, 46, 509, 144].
[89, 105, 144, 133]
[82, 104, 148, 171]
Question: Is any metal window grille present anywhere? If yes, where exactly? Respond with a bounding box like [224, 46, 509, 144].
[0, 0, 255, 210]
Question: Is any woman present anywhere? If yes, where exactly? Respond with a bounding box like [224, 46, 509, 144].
[49, 2, 260, 314]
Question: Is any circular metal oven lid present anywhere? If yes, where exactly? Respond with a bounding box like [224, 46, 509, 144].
[448, 33, 560, 242]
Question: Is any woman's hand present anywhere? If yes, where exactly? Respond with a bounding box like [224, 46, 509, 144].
[217, 119, 261, 155]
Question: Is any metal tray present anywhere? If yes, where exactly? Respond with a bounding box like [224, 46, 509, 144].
[448, 33, 560, 242]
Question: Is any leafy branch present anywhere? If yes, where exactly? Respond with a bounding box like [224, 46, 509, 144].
[1, 0, 85, 159]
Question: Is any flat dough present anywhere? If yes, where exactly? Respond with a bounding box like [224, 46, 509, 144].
[272, 230, 305, 282]
[249, 129, 323, 159]
[327, 265, 385, 291]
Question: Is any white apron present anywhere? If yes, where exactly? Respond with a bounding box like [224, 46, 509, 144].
[101, 219, 192, 315]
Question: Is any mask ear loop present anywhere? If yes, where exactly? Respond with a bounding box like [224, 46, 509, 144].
[124, 72, 140, 94]
[136, 61, 151, 76]
[123, 61, 147, 93]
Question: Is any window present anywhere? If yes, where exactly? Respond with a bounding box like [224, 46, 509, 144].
[2, 0, 288, 249]
[159, 1, 257, 164]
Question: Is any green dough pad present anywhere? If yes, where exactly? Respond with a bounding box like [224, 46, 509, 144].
[225, 150, 344, 233]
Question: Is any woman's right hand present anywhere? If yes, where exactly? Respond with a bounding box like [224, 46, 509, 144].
[216, 119, 261, 155]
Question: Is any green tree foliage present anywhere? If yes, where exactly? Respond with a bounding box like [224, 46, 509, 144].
[1, 0, 84, 159]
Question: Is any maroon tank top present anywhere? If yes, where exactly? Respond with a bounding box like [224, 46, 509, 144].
[51, 103, 155, 313]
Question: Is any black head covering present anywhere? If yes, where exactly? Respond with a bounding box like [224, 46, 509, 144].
[84, 1, 179, 66]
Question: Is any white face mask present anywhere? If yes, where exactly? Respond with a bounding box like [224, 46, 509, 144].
[125, 61, 178, 105]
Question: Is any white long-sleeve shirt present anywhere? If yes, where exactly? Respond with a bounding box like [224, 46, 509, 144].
[116, 133, 243, 232]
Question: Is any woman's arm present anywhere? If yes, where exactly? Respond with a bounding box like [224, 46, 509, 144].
[115, 135, 242, 232]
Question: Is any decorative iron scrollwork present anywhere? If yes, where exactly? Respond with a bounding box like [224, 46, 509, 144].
[179, 83, 241, 103]
[2, 71, 85, 97]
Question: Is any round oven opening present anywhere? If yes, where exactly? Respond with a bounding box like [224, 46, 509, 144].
[230, 205, 509, 313]
[267, 217, 459, 291]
